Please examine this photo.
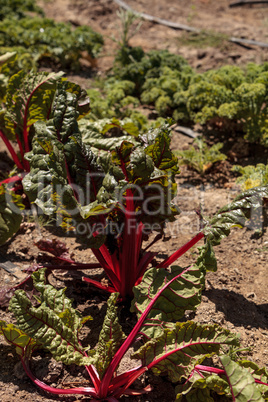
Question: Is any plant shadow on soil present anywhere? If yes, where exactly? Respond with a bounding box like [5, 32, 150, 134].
[204, 286, 268, 330]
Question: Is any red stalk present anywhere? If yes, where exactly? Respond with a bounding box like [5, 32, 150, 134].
[20, 358, 98, 396]
[0, 130, 24, 171]
[108, 365, 143, 390]
[135, 251, 158, 283]
[15, 132, 29, 171]
[91, 247, 121, 292]
[111, 367, 147, 398]
[157, 232, 205, 269]
[195, 365, 268, 386]
[119, 188, 141, 298]
[83, 364, 101, 391]
[82, 277, 116, 293]
[43, 263, 102, 270]
[0, 175, 24, 185]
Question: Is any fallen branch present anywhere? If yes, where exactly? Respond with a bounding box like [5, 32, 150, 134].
[113, 0, 268, 48]
[229, 0, 268, 7]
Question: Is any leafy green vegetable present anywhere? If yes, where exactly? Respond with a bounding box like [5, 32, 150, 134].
[0, 0, 44, 21]
[204, 186, 268, 245]
[1, 267, 266, 400]
[175, 137, 227, 175]
[131, 264, 203, 338]
[107, 57, 268, 146]
[233, 163, 268, 190]
[21, 81, 180, 297]
[220, 355, 264, 401]
[0, 16, 103, 71]
[0, 51, 17, 101]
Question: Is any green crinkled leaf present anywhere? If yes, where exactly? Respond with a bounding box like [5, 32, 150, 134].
[220, 354, 264, 401]
[0, 320, 39, 358]
[80, 118, 138, 151]
[237, 361, 268, 398]
[84, 133, 133, 151]
[22, 80, 105, 243]
[121, 122, 139, 137]
[0, 185, 24, 245]
[128, 147, 154, 182]
[102, 118, 139, 137]
[132, 322, 239, 383]
[176, 384, 215, 402]
[0, 51, 17, 66]
[88, 293, 126, 379]
[175, 369, 230, 400]
[23, 123, 78, 217]
[131, 264, 203, 338]
[111, 140, 135, 168]
[32, 269, 92, 332]
[4, 70, 64, 142]
[196, 240, 217, 274]
[9, 288, 89, 366]
[145, 129, 179, 174]
[204, 186, 268, 245]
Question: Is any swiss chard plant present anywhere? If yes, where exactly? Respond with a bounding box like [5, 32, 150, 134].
[0, 70, 90, 245]
[175, 137, 227, 175]
[0, 265, 267, 401]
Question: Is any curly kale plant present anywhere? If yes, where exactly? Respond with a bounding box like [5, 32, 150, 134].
[0, 267, 267, 401]
[173, 64, 268, 145]
[233, 163, 268, 190]
[107, 56, 268, 146]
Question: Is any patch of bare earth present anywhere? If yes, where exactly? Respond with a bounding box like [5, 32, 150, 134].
[0, 0, 267, 400]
